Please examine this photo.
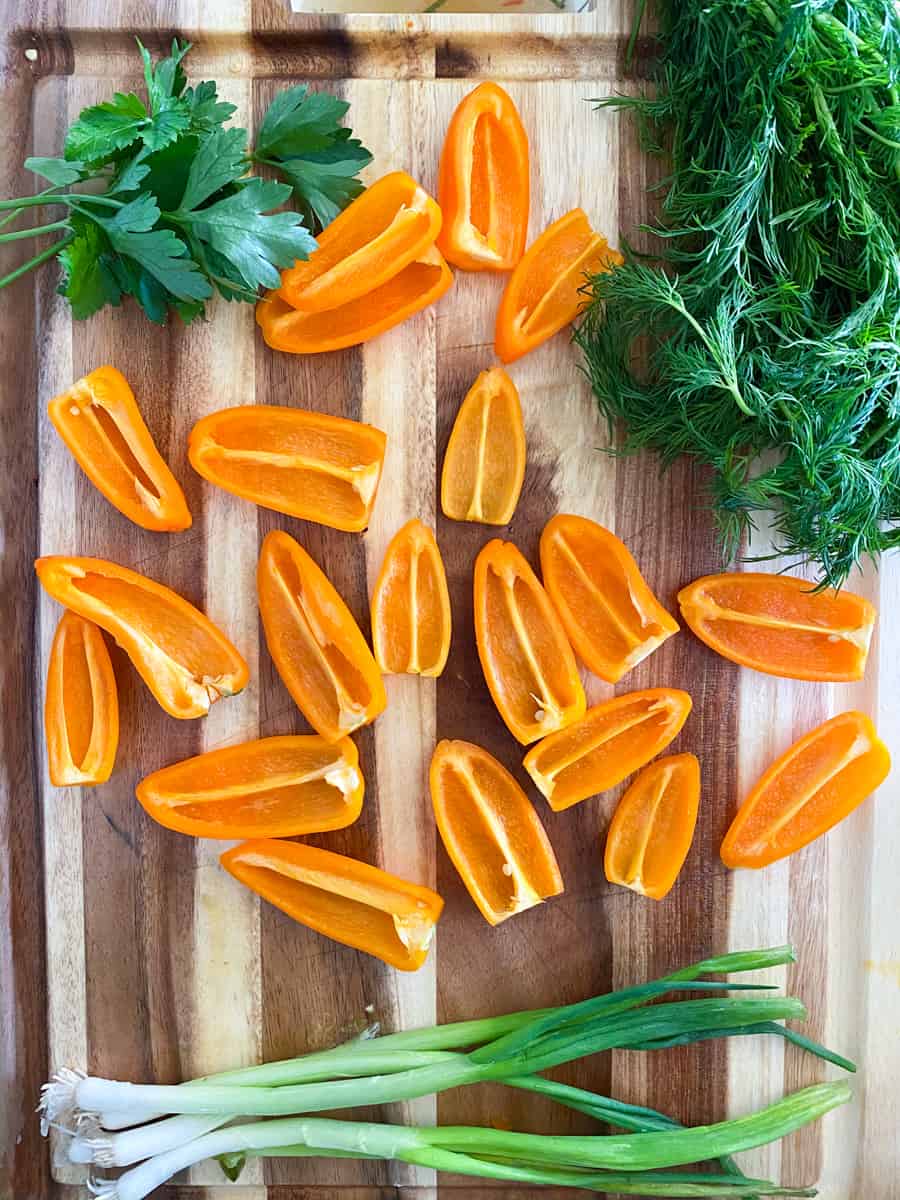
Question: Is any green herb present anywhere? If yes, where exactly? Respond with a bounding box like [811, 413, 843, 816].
[44, 945, 851, 1199]
[0, 41, 371, 324]
[251, 84, 373, 230]
[81, 1085, 849, 1199]
[576, 0, 900, 587]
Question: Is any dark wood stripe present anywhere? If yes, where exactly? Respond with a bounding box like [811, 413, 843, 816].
[10, 28, 648, 83]
[0, 19, 49, 1197]
[434, 335, 617, 1161]
[75, 297, 199, 1086]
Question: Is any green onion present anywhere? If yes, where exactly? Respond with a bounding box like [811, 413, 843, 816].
[41, 944, 851, 1199]
[61, 996, 806, 1120]
[88, 1083, 849, 1200]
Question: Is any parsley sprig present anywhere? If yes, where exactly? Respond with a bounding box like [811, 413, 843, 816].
[577, 0, 900, 588]
[0, 40, 372, 324]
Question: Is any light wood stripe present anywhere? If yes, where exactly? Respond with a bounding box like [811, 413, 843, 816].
[35, 78, 87, 1189]
[184, 112, 265, 1187]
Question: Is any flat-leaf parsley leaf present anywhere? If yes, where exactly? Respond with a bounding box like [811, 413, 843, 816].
[0, 39, 371, 324]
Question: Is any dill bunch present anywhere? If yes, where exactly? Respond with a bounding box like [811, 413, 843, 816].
[576, 0, 900, 587]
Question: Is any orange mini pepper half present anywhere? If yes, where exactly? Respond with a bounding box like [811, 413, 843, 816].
[678, 572, 876, 683]
[494, 209, 624, 364]
[258, 530, 387, 741]
[279, 171, 442, 313]
[136, 734, 363, 839]
[220, 838, 443, 971]
[441, 367, 526, 526]
[720, 711, 890, 869]
[604, 753, 701, 901]
[540, 514, 679, 684]
[437, 82, 529, 273]
[371, 519, 452, 677]
[45, 611, 119, 787]
[523, 688, 693, 812]
[430, 739, 563, 926]
[257, 245, 453, 355]
[35, 556, 248, 720]
[189, 405, 386, 533]
[474, 538, 585, 745]
[48, 366, 191, 532]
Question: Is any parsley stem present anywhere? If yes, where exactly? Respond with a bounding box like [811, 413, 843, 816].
[0, 194, 67, 212]
[0, 219, 70, 244]
[64, 193, 123, 209]
[0, 192, 123, 213]
[0, 235, 73, 290]
[0, 185, 60, 230]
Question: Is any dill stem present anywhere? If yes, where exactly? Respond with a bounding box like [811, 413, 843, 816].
[672, 298, 754, 417]
[859, 418, 899, 456]
[625, 0, 648, 73]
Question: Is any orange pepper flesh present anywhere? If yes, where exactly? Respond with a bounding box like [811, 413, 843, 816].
[136, 734, 364, 839]
[678, 572, 876, 683]
[604, 753, 701, 901]
[441, 367, 526, 526]
[494, 208, 624, 364]
[437, 82, 529, 273]
[279, 171, 442, 313]
[540, 514, 679, 684]
[45, 611, 119, 786]
[430, 739, 563, 926]
[48, 366, 191, 532]
[189, 405, 386, 533]
[371, 519, 451, 676]
[257, 245, 453, 355]
[721, 711, 890, 869]
[35, 556, 248, 720]
[474, 539, 585, 745]
[220, 838, 443, 971]
[523, 688, 693, 812]
[258, 530, 387, 742]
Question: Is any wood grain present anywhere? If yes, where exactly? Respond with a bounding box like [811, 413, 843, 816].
[1, 2, 898, 1199]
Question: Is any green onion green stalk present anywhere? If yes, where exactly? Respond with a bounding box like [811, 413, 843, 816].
[40, 947, 853, 1199]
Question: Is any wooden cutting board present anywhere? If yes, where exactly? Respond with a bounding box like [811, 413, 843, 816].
[1, 3, 898, 1197]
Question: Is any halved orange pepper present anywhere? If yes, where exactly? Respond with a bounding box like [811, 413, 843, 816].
[257, 245, 453, 355]
[678, 573, 876, 682]
[35, 556, 248, 720]
[48, 366, 191, 532]
[430, 739, 563, 926]
[604, 753, 701, 900]
[220, 838, 443, 971]
[136, 734, 363, 839]
[258, 530, 386, 741]
[494, 208, 624, 364]
[279, 171, 442, 313]
[437, 82, 529, 273]
[720, 711, 890, 869]
[523, 688, 693, 812]
[45, 611, 119, 786]
[474, 539, 585, 745]
[189, 405, 386, 533]
[441, 367, 525, 526]
[371, 519, 451, 676]
[540, 514, 679, 684]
